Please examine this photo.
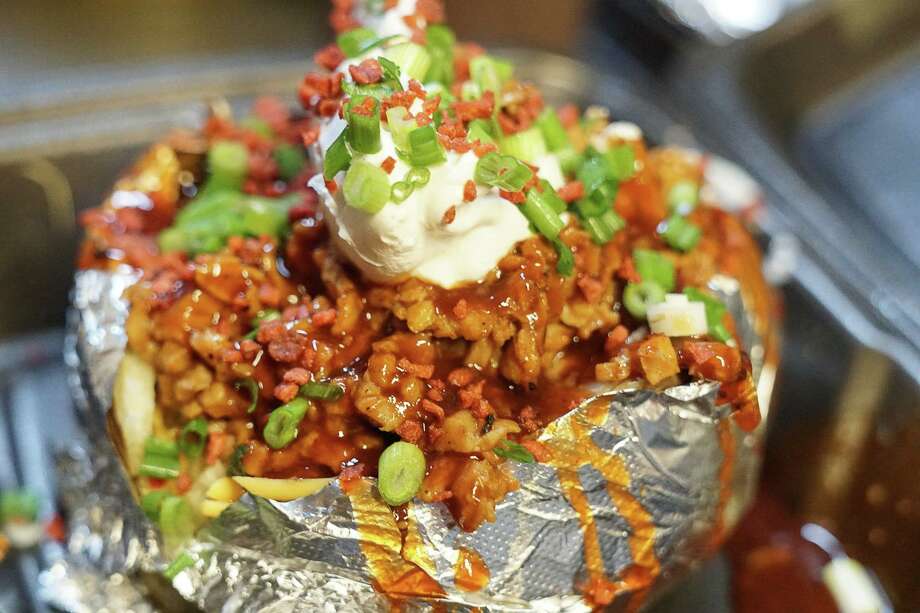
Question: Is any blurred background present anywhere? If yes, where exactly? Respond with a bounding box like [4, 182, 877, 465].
[1, 0, 918, 611]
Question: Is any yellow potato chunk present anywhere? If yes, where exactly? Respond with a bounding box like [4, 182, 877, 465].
[231, 477, 334, 502]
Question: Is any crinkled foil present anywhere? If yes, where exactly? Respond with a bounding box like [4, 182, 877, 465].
[43, 259, 775, 611]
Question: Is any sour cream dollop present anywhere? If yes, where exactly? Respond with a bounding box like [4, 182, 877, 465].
[311, 116, 564, 288]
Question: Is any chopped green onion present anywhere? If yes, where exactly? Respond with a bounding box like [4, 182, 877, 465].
[207, 141, 249, 192]
[461, 80, 483, 101]
[337, 27, 377, 57]
[521, 188, 565, 240]
[466, 119, 495, 146]
[227, 444, 249, 476]
[141, 491, 168, 521]
[163, 551, 197, 581]
[557, 146, 584, 176]
[661, 214, 701, 252]
[407, 125, 446, 167]
[580, 209, 625, 245]
[384, 42, 431, 82]
[426, 24, 456, 49]
[385, 106, 415, 152]
[577, 155, 611, 195]
[343, 160, 391, 214]
[538, 180, 567, 214]
[323, 130, 352, 180]
[391, 181, 414, 203]
[179, 417, 208, 458]
[273, 144, 306, 180]
[470, 54, 513, 98]
[239, 116, 273, 138]
[300, 381, 345, 401]
[145, 437, 178, 458]
[159, 496, 195, 542]
[263, 398, 310, 449]
[633, 248, 675, 292]
[668, 180, 699, 214]
[0, 489, 39, 523]
[424, 25, 456, 85]
[377, 56, 402, 87]
[604, 145, 636, 181]
[346, 96, 382, 154]
[377, 441, 426, 506]
[474, 152, 533, 191]
[341, 81, 395, 101]
[623, 281, 666, 319]
[552, 238, 575, 277]
[684, 288, 732, 342]
[493, 440, 535, 463]
[254, 309, 281, 325]
[139, 454, 180, 480]
[536, 107, 569, 152]
[574, 180, 618, 219]
[406, 167, 431, 187]
[500, 126, 547, 162]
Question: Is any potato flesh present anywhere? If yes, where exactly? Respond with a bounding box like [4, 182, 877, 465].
[113, 352, 156, 475]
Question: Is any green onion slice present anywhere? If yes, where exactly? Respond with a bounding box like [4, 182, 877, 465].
[273, 144, 306, 180]
[406, 167, 431, 187]
[391, 181, 414, 203]
[386, 106, 416, 152]
[623, 281, 666, 319]
[159, 496, 195, 542]
[604, 145, 636, 181]
[206, 140, 249, 193]
[407, 125, 446, 167]
[336, 27, 377, 57]
[346, 96, 382, 155]
[493, 440, 536, 463]
[235, 378, 260, 414]
[377, 441, 426, 506]
[263, 398, 310, 449]
[343, 160, 391, 214]
[377, 56, 403, 87]
[474, 152, 533, 191]
[661, 214, 702, 252]
[323, 130, 352, 180]
[300, 381, 345, 401]
[163, 551, 197, 581]
[500, 126, 547, 163]
[668, 180, 699, 214]
[633, 248, 675, 292]
[580, 209, 625, 245]
[552, 238, 575, 277]
[684, 287, 732, 342]
[384, 42, 431, 82]
[141, 490, 168, 521]
[536, 107, 569, 152]
[521, 188, 565, 240]
[179, 418, 208, 458]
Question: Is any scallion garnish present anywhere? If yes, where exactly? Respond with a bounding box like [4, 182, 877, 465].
[377, 441, 426, 506]
[139, 437, 180, 479]
[521, 188, 565, 240]
[391, 181, 414, 203]
[323, 130, 352, 180]
[633, 248, 675, 292]
[385, 106, 415, 152]
[684, 288, 732, 342]
[557, 146, 584, 176]
[179, 417, 208, 458]
[623, 281, 666, 319]
[384, 42, 431, 82]
[661, 214, 701, 252]
[668, 180, 699, 214]
[493, 440, 536, 463]
[299, 380, 345, 401]
[346, 96, 382, 154]
[263, 398, 310, 449]
[538, 180, 568, 214]
[500, 126, 547, 162]
[141, 491, 168, 521]
[273, 144, 306, 180]
[336, 27, 377, 57]
[470, 54, 512, 98]
[234, 378, 260, 414]
[206, 141, 249, 193]
[424, 24, 456, 85]
[474, 152, 533, 191]
[604, 145, 636, 181]
[407, 125, 446, 167]
[163, 551, 197, 581]
[552, 238, 575, 277]
[343, 160, 391, 213]
[406, 166, 431, 187]
[377, 56, 403, 87]
[574, 180, 618, 219]
[536, 107, 569, 152]
[341, 81, 395, 100]
[466, 120, 495, 146]
[158, 496, 195, 543]
[577, 155, 611, 195]
[580, 209, 625, 245]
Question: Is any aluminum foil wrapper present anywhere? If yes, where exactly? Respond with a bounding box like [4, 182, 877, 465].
[44, 263, 776, 612]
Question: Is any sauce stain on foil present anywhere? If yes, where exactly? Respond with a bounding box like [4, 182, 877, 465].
[454, 547, 490, 592]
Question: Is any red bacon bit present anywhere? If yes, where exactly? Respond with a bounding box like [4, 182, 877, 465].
[240, 339, 262, 360]
[300, 346, 316, 369]
[283, 368, 311, 385]
[499, 189, 526, 204]
[604, 325, 630, 356]
[329, 0, 359, 33]
[268, 339, 304, 363]
[380, 156, 397, 174]
[399, 358, 435, 379]
[472, 141, 498, 157]
[422, 95, 441, 117]
[301, 126, 319, 147]
[350, 96, 377, 117]
[408, 79, 427, 98]
[325, 179, 338, 194]
[415, 0, 446, 23]
[415, 113, 433, 127]
[463, 180, 477, 202]
[452, 299, 469, 319]
[314, 43, 346, 71]
[317, 98, 342, 117]
[205, 432, 228, 465]
[617, 256, 641, 284]
[273, 382, 300, 403]
[221, 348, 243, 363]
[557, 180, 584, 202]
[258, 282, 282, 307]
[683, 341, 718, 365]
[298, 72, 343, 110]
[437, 118, 465, 139]
[517, 406, 540, 433]
[420, 399, 446, 421]
[452, 91, 495, 122]
[176, 473, 193, 494]
[349, 58, 384, 85]
[520, 439, 550, 462]
[452, 43, 486, 82]
[381, 89, 418, 114]
[577, 275, 604, 304]
[396, 419, 423, 443]
[448, 367, 476, 387]
[441, 205, 457, 225]
[312, 308, 337, 327]
[557, 103, 580, 128]
[498, 84, 544, 134]
[339, 462, 365, 483]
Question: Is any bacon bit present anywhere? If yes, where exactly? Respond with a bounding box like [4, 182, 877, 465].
[452, 42, 486, 82]
[426, 384, 444, 402]
[472, 141, 498, 157]
[557, 180, 584, 202]
[324, 178, 338, 194]
[339, 462, 365, 483]
[453, 298, 469, 319]
[314, 43, 346, 71]
[422, 95, 442, 117]
[258, 282, 282, 307]
[683, 341, 718, 365]
[299, 72, 343, 111]
[437, 118, 466, 139]
[146, 477, 167, 489]
[617, 255, 641, 283]
[205, 431, 228, 465]
[300, 346, 317, 369]
[240, 339, 262, 359]
[441, 205, 457, 225]
[458, 380, 486, 409]
[452, 91, 495, 121]
[381, 89, 418, 114]
[557, 103, 580, 128]
[517, 406, 540, 433]
[415, 0, 446, 23]
[312, 308, 337, 327]
[415, 113, 433, 127]
[350, 96, 377, 117]
[380, 156, 397, 174]
[317, 98, 342, 117]
[471, 397, 493, 419]
[499, 189, 526, 204]
[283, 367, 311, 385]
[420, 398, 446, 421]
[447, 367, 476, 387]
[176, 473, 193, 494]
[407, 79, 427, 98]
[604, 325, 630, 355]
[45, 514, 67, 543]
[577, 275, 604, 304]
[221, 348, 243, 364]
[399, 358, 435, 379]
[349, 58, 383, 85]
[520, 439, 550, 462]
[329, 0, 359, 33]
[396, 419, 423, 443]
[444, 138, 472, 154]
[268, 339, 304, 363]
[301, 126, 320, 147]
[274, 382, 299, 402]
